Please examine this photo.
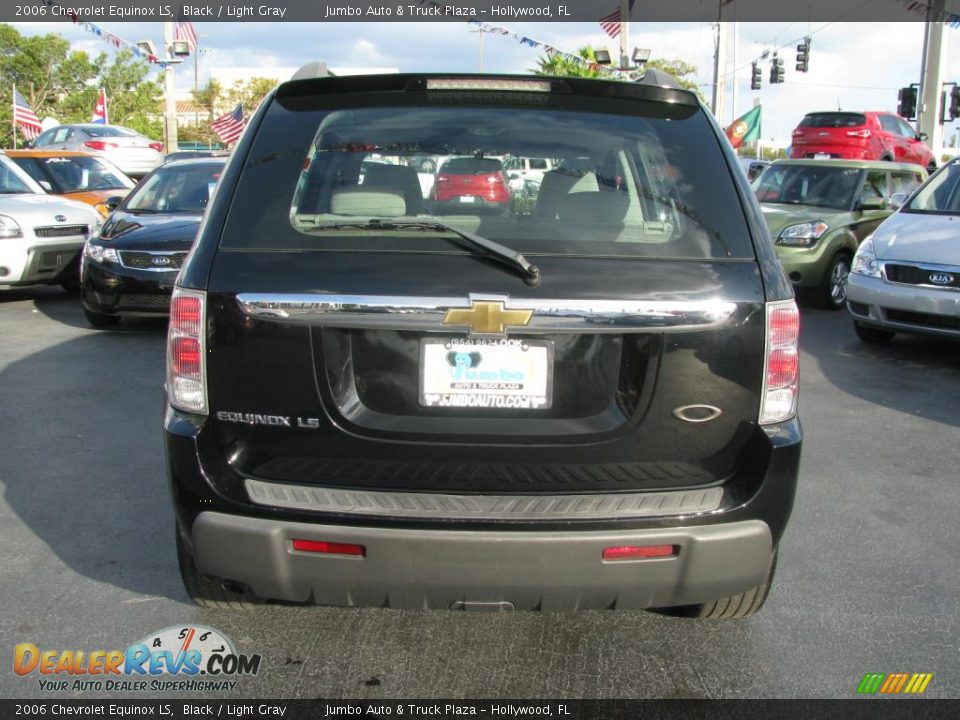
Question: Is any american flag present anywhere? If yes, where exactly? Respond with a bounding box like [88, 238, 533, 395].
[599, 0, 636, 39]
[209, 104, 245, 145]
[175, 21, 199, 50]
[13, 87, 42, 140]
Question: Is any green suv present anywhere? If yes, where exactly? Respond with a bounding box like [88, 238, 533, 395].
[754, 159, 926, 308]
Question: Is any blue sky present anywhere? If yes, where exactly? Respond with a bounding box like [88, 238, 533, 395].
[13, 20, 960, 144]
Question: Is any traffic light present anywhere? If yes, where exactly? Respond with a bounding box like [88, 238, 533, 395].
[770, 57, 785, 84]
[898, 86, 918, 120]
[751, 62, 762, 90]
[950, 86, 960, 120]
[796, 38, 810, 72]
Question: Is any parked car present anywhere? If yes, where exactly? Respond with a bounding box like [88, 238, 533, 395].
[80, 159, 225, 327]
[847, 158, 960, 343]
[5, 150, 135, 217]
[0, 154, 101, 292]
[429, 156, 510, 211]
[754, 159, 926, 308]
[165, 70, 801, 617]
[737, 156, 769, 182]
[29, 124, 164, 178]
[502, 156, 557, 188]
[789, 111, 936, 172]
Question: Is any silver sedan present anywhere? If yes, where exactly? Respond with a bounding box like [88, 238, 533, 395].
[847, 160, 960, 343]
[30, 124, 164, 179]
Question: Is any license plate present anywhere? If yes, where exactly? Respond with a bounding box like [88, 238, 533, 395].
[814, 153, 831, 159]
[458, 196, 476, 203]
[420, 338, 553, 409]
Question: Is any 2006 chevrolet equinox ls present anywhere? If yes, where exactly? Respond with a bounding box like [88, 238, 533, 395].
[164, 67, 802, 617]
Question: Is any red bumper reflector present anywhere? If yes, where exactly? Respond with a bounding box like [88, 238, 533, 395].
[602, 544, 676, 561]
[292, 539, 365, 557]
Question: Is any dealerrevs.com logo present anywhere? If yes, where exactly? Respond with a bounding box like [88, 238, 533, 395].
[13, 625, 261, 693]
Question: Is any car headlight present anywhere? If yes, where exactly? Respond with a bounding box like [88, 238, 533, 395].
[777, 221, 829, 247]
[83, 242, 119, 264]
[850, 236, 882, 278]
[0, 214, 23, 239]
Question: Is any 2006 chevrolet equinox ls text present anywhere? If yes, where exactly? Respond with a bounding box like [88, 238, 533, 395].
[164, 67, 802, 617]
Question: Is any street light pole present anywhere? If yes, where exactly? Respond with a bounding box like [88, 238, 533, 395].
[619, 0, 629, 70]
[163, 21, 178, 153]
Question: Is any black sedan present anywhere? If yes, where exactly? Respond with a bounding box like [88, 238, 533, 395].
[80, 159, 225, 327]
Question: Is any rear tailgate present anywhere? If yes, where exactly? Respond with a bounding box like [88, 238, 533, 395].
[203, 251, 765, 494]
[793, 112, 869, 151]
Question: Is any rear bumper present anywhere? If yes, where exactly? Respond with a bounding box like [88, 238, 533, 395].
[790, 145, 870, 160]
[846, 273, 960, 338]
[190, 511, 773, 610]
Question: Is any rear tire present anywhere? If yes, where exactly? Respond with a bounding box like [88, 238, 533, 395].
[854, 321, 895, 344]
[60, 281, 81, 295]
[83, 307, 120, 328]
[175, 526, 263, 610]
[820, 252, 851, 310]
[656, 551, 778, 619]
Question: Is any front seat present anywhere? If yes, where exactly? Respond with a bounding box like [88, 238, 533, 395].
[362, 164, 423, 215]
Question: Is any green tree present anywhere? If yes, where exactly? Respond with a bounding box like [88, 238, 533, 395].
[224, 77, 277, 117]
[191, 78, 223, 121]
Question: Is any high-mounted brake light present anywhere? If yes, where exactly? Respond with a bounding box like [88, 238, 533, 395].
[760, 300, 800, 425]
[167, 288, 207, 414]
[426, 78, 551, 93]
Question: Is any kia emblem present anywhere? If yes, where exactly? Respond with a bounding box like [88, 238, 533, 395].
[928, 272, 954, 285]
[152, 256, 171, 266]
[54, 214, 67, 222]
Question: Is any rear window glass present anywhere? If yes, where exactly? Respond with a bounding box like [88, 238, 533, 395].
[12, 155, 133, 194]
[800, 113, 867, 128]
[755, 164, 861, 210]
[220, 90, 755, 259]
[84, 126, 139, 138]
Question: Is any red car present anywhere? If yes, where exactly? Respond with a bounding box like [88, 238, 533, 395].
[430, 157, 510, 210]
[790, 111, 936, 172]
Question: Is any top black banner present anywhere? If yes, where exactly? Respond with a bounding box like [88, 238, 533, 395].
[8, 0, 960, 23]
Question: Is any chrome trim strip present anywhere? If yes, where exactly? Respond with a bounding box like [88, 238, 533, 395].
[235, 293, 738, 334]
[118, 250, 187, 273]
[244, 478, 724, 520]
[881, 260, 960, 292]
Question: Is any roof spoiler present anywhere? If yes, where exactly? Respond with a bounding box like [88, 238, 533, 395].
[634, 67, 685, 91]
[291, 61, 336, 81]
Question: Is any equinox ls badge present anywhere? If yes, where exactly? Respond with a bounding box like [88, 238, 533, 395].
[442, 300, 533, 335]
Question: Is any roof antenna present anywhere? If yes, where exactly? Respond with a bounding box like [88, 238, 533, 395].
[837, 98, 842, 111]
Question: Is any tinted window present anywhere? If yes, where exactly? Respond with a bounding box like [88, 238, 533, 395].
[878, 115, 901, 134]
[125, 163, 223, 213]
[11, 155, 133, 194]
[800, 113, 867, 128]
[528, 158, 548, 170]
[755, 164, 861, 210]
[906, 163, 960, 214]
[33, 129, 55, 147]
[221, 93, 755, 259]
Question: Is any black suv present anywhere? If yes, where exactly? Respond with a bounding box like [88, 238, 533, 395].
[165, 71, 802, 617]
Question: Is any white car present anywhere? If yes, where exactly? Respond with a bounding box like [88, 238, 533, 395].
[30, 124, 164, 179]
[847, 159, 960, 343]
[0, 155, 102, 291]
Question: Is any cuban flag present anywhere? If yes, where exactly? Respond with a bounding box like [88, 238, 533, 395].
[91, 88, 108, 124]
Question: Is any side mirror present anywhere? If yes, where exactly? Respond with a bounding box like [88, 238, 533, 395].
[105, 196, 123, 211]
[917, 132, 929, 142]
[888, 193, 908, 209]
[858, 196, 886, 211]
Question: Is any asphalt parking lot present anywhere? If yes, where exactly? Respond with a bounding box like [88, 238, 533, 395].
[0, 287, 957, 700]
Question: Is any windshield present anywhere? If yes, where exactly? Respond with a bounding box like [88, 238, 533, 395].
[905, 163, 960, 214]
[754, 164, 861, 210]
[12, 155, 134, 194]
[0, 156, 43, 194]
[222, 95, 754, 259]
[125, 163, 223, 213]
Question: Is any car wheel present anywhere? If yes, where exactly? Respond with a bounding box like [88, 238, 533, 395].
[83, 307, 121, 328]
[655, 550, 778, 619]
[854, 321, 895, 344]
[175, 526, 263, 610]
[820, 253, 851, 310]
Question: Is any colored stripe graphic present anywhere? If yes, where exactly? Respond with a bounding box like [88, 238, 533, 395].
[857, 672, 932, 694]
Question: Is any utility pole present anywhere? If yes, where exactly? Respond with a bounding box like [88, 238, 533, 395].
[730, 21, 738, 125]
[712, 21, 728, 122]
[917, 9, 948, 158]
[163, 21, 178, 153]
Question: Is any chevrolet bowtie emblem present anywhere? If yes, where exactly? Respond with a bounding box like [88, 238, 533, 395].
[442, 300, 534, 335]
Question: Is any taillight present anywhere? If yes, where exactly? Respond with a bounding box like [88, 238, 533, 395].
[148, 142, 164, 152]
[292, 540, 366, 557]
[84, 140, 118, 151]
[760, 300, 799, 425]
[845, 129, 871, 138]
[167, 288, 207, 414]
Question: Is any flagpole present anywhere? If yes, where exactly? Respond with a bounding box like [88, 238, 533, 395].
[619, 0, 629, 70]
[11, 83, 17, 150]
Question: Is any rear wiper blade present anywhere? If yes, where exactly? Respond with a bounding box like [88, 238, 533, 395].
[308, 219, 541, 286]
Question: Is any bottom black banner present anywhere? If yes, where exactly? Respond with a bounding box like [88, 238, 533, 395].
[3, 700, 958, 720]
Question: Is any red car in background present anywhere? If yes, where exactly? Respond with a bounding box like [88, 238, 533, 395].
[430, 157, 510, 211]
[789, 111, 936, 172]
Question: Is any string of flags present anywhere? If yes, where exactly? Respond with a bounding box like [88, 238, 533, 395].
[896, 0, 960, 27]
[465, 20, 634, 77]
[39, 0, 168, 64]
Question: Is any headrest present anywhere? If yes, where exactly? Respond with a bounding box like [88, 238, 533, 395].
[558, 191, 630, 225]
[330, 188, 406, 217]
